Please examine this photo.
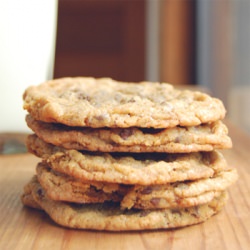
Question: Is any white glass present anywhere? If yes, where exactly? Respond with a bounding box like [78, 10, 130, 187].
[0, 0, 58, 132]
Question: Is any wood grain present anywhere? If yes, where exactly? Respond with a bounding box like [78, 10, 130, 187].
[0, 122, 249, 250]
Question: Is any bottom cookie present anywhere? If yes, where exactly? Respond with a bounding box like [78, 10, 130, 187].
[21, 177, 228, 231]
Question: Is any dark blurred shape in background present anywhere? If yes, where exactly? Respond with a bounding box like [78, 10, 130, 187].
[53, 0, 250, 133]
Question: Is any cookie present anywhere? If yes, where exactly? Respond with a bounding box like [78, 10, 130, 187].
[26, 135, 228, 185]
[27, 134, 63, 159]
[25, 178, 228, 231]
[26, 115, 232, 153]
[121, 168, 238, 209]
[20, 176, 42, 210]
[23, 77, 226, 128]
[36, 162, 129, 204]
[36, 161, 237, 209]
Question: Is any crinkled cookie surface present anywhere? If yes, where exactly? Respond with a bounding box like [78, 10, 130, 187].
[23, 77, 226, 128]
[26, 114, 232, 153]
[21, 177, 228, 231]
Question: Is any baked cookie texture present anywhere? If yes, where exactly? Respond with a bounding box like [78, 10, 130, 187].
[23, 77, 226, 128]
[27, 135, 227, 185]
[22, 177, 228, 231]
[26, 114, 232, 153]
[35, 161, 237, 210]
[21, 77, 238, 231]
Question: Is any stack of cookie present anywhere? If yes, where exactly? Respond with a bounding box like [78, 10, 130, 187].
[21, 77, 238, 231]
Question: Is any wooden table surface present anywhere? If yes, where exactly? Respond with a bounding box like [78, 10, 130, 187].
[0, 122, 249, 250]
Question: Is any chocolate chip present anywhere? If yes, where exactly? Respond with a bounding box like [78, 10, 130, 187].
[150, 198, 161, 206]
[174, 136, 181, 143]
[171, 209, 182, 216]
[77, 93, 91, 101]
[140, 210, 151, 217]
[119, 129, 133, 140]
[37, 188, 45, 198]
[141, 186, 153, 194]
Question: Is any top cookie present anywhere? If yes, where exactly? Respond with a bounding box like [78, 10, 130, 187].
[23, 77, 226, 128]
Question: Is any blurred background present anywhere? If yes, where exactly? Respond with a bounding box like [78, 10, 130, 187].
[1, 0, 250, 134]
[53, 0, 250, 134]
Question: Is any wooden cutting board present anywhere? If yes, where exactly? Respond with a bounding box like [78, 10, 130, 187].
[0, 122, 249, 250]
